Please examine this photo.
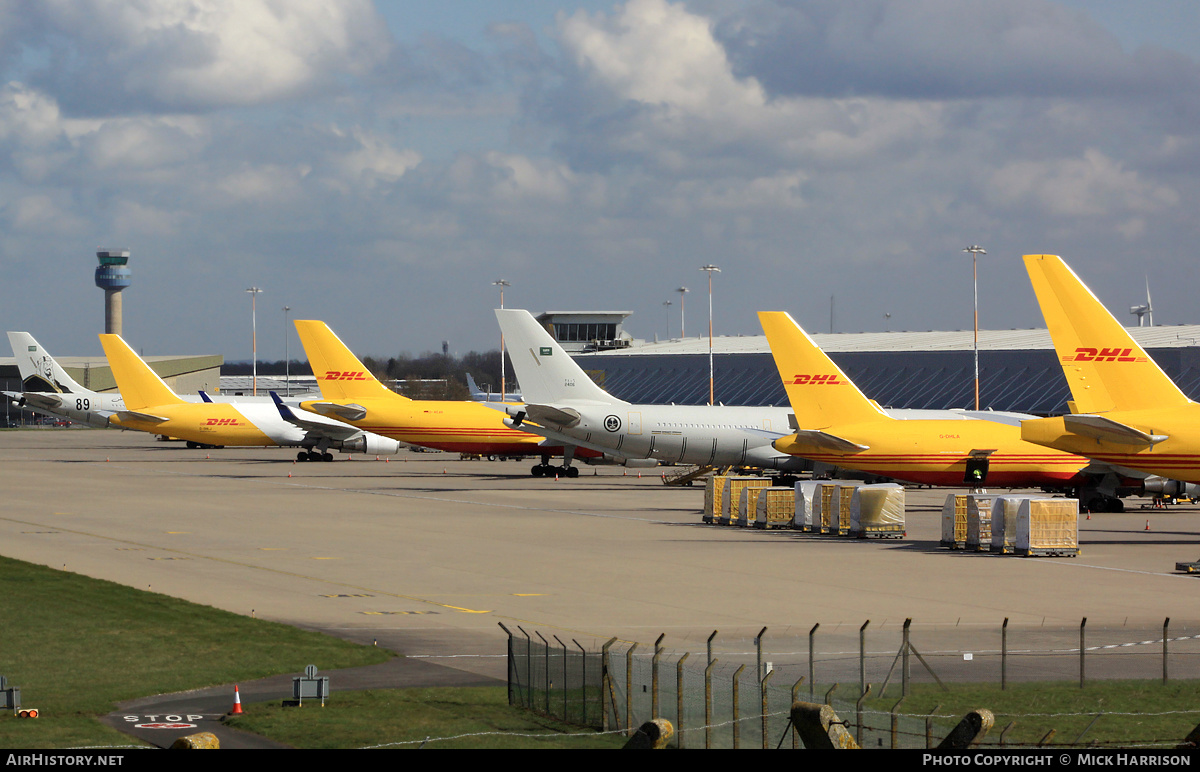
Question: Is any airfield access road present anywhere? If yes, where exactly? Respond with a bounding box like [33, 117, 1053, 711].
[4, 429, 1200, 685]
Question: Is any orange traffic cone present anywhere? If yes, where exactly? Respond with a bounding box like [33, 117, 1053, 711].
[230, 684, 244, 715]
[1146, 520, 1151, 531]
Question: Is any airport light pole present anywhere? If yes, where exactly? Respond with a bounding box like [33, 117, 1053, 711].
[246, 287, 263, 396]
[663, 300, 672, 340]
[283, 305, 291, 397]
[963, 246, 986, 410]
[676, 287, 689, 338]
[493, 279, 511, 401]
[699, 265, 720, 405]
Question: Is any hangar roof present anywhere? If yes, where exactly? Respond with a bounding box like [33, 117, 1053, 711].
[602, 325, 1200, 356]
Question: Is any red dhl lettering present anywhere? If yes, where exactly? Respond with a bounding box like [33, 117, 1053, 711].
[205, 418, 241, 426]
[323, 370, 370, 381]
[1066, 347, 1136, 363]
[791, 374, 844, 385]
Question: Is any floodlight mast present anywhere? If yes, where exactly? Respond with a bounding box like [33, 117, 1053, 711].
[246, 287, 263, 396]
[493, 280, 511, 401]
[962, 246, 986, 410]
[699, 265, 720, 405]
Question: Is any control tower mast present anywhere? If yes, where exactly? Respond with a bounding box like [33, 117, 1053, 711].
[95, 249, 131, 336]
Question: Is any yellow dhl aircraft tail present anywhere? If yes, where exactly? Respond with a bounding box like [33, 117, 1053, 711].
[99, 334, 185, 411]
[758, 311, 888, 429]
[1024, 254, 1187, 414]
[294, 320, 408, 403]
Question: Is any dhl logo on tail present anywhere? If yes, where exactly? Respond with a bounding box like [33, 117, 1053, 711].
[323, 371, 370, 381]
[205, 418, 242, 426]
[791, 374, 844, 385]
[1063, 347, 1146, 363]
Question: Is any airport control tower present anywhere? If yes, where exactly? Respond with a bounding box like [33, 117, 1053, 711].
[95, 249, 131, 336]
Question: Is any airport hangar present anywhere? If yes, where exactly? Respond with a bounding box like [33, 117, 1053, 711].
[0, 353, 221, 398]
[548, 312, 1200, 415]
[5, 315, 1200, 416]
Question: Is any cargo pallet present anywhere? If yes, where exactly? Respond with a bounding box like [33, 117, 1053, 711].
[1018, 547, 1079, 558]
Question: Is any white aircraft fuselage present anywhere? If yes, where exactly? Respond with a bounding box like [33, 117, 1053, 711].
[507, 401, 807, 470]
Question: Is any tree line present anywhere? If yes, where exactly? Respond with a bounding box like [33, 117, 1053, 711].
[223, 350, 509, 401]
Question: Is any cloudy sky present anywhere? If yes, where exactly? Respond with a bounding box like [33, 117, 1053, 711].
[2, 0, 1199, 362]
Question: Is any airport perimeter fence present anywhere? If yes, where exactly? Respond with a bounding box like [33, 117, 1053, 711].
[500, 618, 1200, 749]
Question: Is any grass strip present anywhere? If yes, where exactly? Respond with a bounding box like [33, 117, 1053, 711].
[226, 686, 625, 749]
[854, 681, 1200, 748]
[0, 554, 390, 748]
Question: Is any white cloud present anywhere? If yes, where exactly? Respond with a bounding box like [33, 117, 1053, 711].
[988, 149, 1180, 217]
[326, 126, 422, 190]
[561, 0, 766, 115]
[32, 0, 392, 111]
[2, 192, 87, 233]
[550, 0, 949, 173]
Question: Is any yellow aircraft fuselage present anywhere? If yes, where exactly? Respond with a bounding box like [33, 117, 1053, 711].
[300, 393, 543, 454]
[109, 402, 278, 447]
[776, 418, 1089, 487]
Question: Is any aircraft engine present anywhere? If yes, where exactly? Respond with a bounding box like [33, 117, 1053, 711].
[339, 434, 402, 455]
[1142, 477, 1200, 499]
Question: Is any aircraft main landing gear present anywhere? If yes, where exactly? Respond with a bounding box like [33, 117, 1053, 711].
[530, 452, 579, 478]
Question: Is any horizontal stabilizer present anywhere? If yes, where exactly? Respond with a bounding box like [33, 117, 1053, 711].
[20, 393, 65, 410]
[523, 404, 582, 429]
[118, 410, 170, 424]
[778, 430, 869, 454]
[306, 402, 368, 421]
[1063, 413, 1168, 447]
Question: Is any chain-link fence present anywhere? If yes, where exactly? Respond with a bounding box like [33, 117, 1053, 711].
[500, 618, 1200, 749]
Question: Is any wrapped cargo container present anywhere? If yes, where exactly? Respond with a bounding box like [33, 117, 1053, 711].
[941, 493, 992, 549]
[754, 487, 797, 529]
[794, 480, 822, 531]
[850, 483, 906, 538]
[720, 477, 772, 525]
[990, 495, 1037, 554]
[1016, 497, 1079, 557]
[735, 486, 766, 527]
[834, 484, 859, 536]
[703, 475, 727, 524]
[965, 495, 995, 552]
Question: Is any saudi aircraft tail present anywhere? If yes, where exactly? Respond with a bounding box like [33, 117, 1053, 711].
[495, 309, 622, 405]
